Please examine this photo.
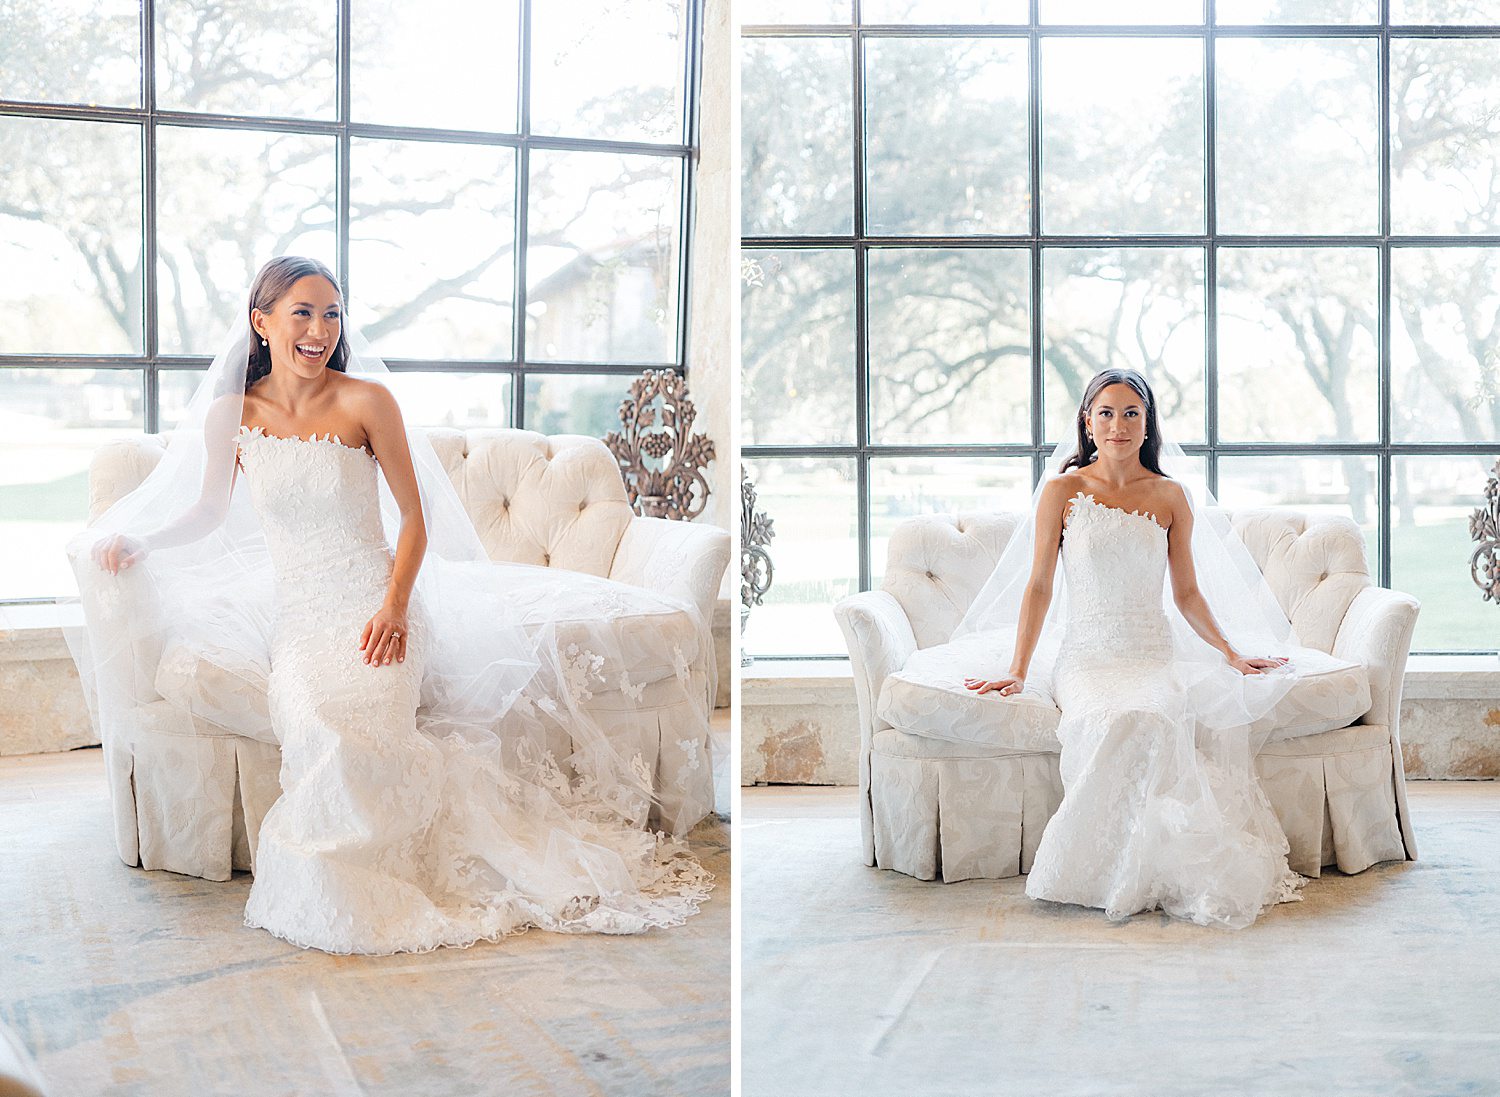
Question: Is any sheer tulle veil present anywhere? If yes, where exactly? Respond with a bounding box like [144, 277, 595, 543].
[953, 393, 1316, 766]
[60, 262, 715, 935]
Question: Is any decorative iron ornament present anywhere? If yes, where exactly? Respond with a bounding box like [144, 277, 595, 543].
[742, 468, 775, 609]
[604, 369, 715, 521]
[1471, 457, 1500, 604]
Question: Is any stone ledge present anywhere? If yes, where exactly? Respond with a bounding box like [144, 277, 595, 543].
[741, 656, 1500, 785]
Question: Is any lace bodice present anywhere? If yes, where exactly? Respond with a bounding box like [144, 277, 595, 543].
[236, 425, 391, 604]
[1060, 491, 1172, 660]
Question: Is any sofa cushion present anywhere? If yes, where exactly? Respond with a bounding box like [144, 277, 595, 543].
[879, 633, 1371, 753]
[154, 640, 275, 744]
[872, 727, 1048, 761]
[877, 633, 1063, 753]
[153, 574, 700, 743]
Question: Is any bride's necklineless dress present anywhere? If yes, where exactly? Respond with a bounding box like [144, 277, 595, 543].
[233, 425, 709, 954]
[1024, 491, 1303, 929]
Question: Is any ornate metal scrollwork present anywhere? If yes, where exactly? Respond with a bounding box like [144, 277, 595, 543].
[740, 469, 775, 667]
[742, 468, 775, 609]
[604, 369, 715, 521]
[1471, 457, 1500, 605]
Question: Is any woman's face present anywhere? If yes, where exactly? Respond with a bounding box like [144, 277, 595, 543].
[1084, 382, 1147, 455]
[251, 274, 342, 379]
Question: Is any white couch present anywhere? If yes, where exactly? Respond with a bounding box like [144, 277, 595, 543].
[835, 509, 1419, 884]
[84, 428, 730, 882]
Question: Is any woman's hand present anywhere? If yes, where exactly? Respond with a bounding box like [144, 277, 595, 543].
[92, 534, 148, 575]
[360, 601, 408, 666]
[1228, 654, 1290, 676]
[965, 675, 1025, 697]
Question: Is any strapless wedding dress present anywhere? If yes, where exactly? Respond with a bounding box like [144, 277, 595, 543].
[1024, 492, 1304, 929]
[233, 426, 710, 954]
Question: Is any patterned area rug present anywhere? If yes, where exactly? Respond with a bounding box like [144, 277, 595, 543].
[743, 784, 1500, 1097]
[0, 748, 729, 1097]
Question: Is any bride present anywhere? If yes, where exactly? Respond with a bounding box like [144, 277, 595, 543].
[961, 368, 1312, 929]
[70, 256, 713, 955]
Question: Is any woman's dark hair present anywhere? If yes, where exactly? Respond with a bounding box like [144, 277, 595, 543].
[244, 256, 349, 391]
[1061, 368, 1165, 476]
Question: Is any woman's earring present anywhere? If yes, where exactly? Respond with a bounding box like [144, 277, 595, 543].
[261, 338, 268, 347]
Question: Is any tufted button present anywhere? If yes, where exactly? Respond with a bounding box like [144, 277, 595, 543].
[925, 570, 936, 580]
[578, 501, 587, 512]
[501, 497, 510, 509]
[543, 552, 550, 566]
[1318, 572, 1328, 582]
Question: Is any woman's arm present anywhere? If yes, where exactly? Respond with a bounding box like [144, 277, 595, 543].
[358, 382, 428, 666]
[1164, 483, 1285, 675]
[1007, 477, 1068, 678]
[94, 394, 241, 572]
[966, 477, 1068, 694]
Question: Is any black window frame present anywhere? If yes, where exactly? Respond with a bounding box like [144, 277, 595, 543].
[742, 0, 1500, 658]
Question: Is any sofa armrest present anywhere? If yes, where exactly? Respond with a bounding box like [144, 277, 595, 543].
[68, 549, 168, 716]
[834, 590, 918, 867]
[1332, 584, 1421, 730]
[609, 516, 730, 628]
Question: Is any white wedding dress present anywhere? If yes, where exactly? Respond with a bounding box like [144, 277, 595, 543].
[232, 425, 711, 954]
[1023, 492, 1304, 929]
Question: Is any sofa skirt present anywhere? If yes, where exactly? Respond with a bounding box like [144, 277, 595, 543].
[107, 684, 715, 882]
[869, 721, 1410, 884]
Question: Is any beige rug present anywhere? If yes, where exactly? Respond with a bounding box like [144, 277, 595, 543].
[743, 784, 1500, 1097]
[0, 747, 729, 1097]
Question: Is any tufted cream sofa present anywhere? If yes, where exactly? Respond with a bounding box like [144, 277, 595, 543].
[834, 509, 1419, 885]
[83, 428, 729, 882]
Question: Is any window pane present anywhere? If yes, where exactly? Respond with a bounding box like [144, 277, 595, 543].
[1216, 247, 1378, 443]
[1216, 1, 1377, 21]
[1041, 38, 1204, 234]
[526, 150, 681, 364]
[742, 38, 855, 236]
[863, 1, 1030, 23]
[742, 457, 857, 657]
[0, 117, 143, 355]
[384, 372, 512, 429]
[156, 127, 337, 355]
[351, 138, 516, 361]
[1391, 247, 1500, 444]
[870, 457, 1032, 587]
[1216, 455, 1379, 578]
[1042, 247, 1206, 444]
[1392, 455, 1498, 652]
[0, 369, 143, 600]
[351, 0, 519, 131]
[1216, 38, 1378, 234]
[155, 0, 336, 120]
[0, 0, 140, 107]
[741, 249, 857, 447]
[1391, 39, 1500, 235]
[159, 368, 206, 428]
[741, 0, 850, 22]
[531, 0, 686, 143]
[1393, 0, 1500, 23]
[867, 247, 1031, 444]
[865, 37, 1029, 235]
[522, 373, 630, 437]
[1041, 0, 1203, 21]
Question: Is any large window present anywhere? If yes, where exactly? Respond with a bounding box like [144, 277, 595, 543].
[742, 0, 1500, 657]
[0, 0, 700, 602]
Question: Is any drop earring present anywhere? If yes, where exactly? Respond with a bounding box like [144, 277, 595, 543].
[261, 338, 268, 347]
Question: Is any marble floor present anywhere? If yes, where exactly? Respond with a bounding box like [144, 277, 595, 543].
[742, 783, 1500, 1097]
[0, 717, 731, 1097]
